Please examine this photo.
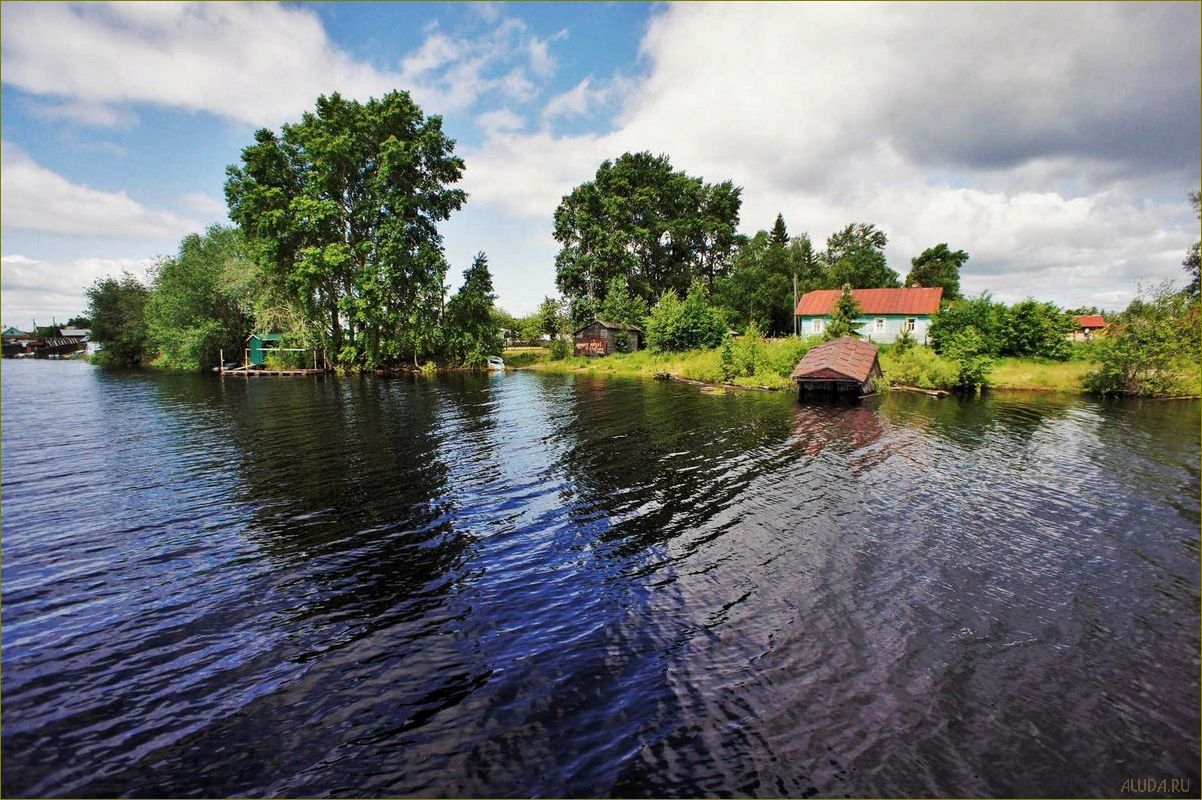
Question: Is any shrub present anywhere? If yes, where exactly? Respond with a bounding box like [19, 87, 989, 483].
[943, 328, 994, 392]
[646, 282, 726, 352]
[1084, 284, 1200, 396]
[549, 337, 572, 360]
[736, 320, 765, 375]
[1000, 299, 1076, 360]
[719, 337, 738, 382]
[881, 346, 957, 389]
[929, 293, 1006, 355]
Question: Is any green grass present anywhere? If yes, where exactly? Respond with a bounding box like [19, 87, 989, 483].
[990, 357, 1095, 392]
[508, 342, 1104, 394]
[506, 338, 810, 390]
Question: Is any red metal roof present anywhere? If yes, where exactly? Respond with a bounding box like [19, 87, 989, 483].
[791, 337, 880, 383]
[794, 287, 943, 316]
[1074, 314, 1106, 329]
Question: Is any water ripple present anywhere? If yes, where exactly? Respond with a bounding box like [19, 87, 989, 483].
[2, 361, 1198, 797]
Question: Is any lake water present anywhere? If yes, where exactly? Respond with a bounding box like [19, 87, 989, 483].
[2, 358, 1198, 797]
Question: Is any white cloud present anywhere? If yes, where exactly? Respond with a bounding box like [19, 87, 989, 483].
[1, 253, 156, 328]
[29, 98, 136, 128]
[179, 192, 228, 220]
[463, 2, 1200, 311]
[1, 2, 564, 127]
[476, 108, 525, 137]
[1, 142, 201, 239]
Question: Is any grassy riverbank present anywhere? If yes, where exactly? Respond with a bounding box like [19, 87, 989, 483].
[507, 341, 1103, 393]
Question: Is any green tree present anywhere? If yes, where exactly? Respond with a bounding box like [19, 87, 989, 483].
[537, 296, 569, 339]
[553, 152, 742, 309]
[712, 230, 795, 335]
[824, 284, 864, 340]
[146, 225, 255, 371]
[905, 243, 969, 300]
[444, 252, 503, 367]
[769, 213, 789, 247]
[645, 282, 726, 352]
[929, 293, 1007, 355]
[1000, 298, 1076, 360]
[1184, 189, 1200, 299]
[86, 272, 151, 367]
[1085, 282, 1201, 396]
[822, 223, 900, 288]
[791, 233, 826, 293]
[598, 276, 650, 330]
[942, 327, 994, 392]
[225, 91, 465, 370]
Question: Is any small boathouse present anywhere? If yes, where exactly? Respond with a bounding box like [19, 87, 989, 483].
[791, 337, 882, 397]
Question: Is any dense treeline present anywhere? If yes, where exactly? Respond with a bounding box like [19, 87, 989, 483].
[551, 158, 970, 338]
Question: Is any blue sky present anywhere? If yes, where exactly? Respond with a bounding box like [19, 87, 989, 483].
[2, 1, 1199, 328]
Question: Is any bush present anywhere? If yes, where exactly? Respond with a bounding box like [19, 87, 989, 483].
[719, 337, 738, 382]
[929, 294, 1006, 355]
[1084, 284, 1200, 396]
[1000, 299, 1075, 360]
[943, 328, 994, 392]
[646, 282, 726, 352]
[548, 337, 572, 360]
[881, 346, 957, 389]
[736, 320, 765, 375]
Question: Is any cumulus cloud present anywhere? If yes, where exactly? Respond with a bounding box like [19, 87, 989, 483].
[179, 192, 229, 220]
[542, 76, 633, 124]
[1, 142, 201, 239]
[463, 2, 1200, 310]
[0, 1, 563, 127]
[1, 253, 156, 328]
[476, 108, 525, 137]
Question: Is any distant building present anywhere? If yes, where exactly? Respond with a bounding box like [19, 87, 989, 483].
[573, 320, 643, 356]
[794, 287, 943, 344]
[1070, 314, 1107, 342]
[791, 337, 882, 397]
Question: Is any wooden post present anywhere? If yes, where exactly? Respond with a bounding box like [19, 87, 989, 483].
[219, 348, 224, 373]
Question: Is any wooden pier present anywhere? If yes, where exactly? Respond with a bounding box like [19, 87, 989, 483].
[218, 346, 330, 377]
[220, 366, 330, 377]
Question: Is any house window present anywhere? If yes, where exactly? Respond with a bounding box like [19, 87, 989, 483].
[812, 319, 824, 333]
[906, 318, 917, 332]
[874, 318, 886, 333]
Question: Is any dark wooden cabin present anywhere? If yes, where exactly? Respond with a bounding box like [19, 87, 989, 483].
[573, 320, 643, 356]
[791, 337, 882, 397]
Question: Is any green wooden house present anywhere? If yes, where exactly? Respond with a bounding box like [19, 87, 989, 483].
[794, 287, 944, 344]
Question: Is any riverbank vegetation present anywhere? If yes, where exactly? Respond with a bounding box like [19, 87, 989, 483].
[511, 340, 1104, 394]
[77, 87, 1198, 392]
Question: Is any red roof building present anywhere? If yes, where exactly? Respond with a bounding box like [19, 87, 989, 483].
[794, 287, 944, 316]
[1071, 314, 1108, 342]
[794, 287, 944, 344]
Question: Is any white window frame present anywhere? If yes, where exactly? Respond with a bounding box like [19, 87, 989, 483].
[812, 318, 824, 333]
[906, 318, 917, 332]
[874, 318, 886, 333]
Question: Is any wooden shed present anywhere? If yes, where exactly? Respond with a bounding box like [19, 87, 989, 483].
[573, 320, 643, 356]
[791, 337, 882, 397]
[247, 332, 285, 367]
